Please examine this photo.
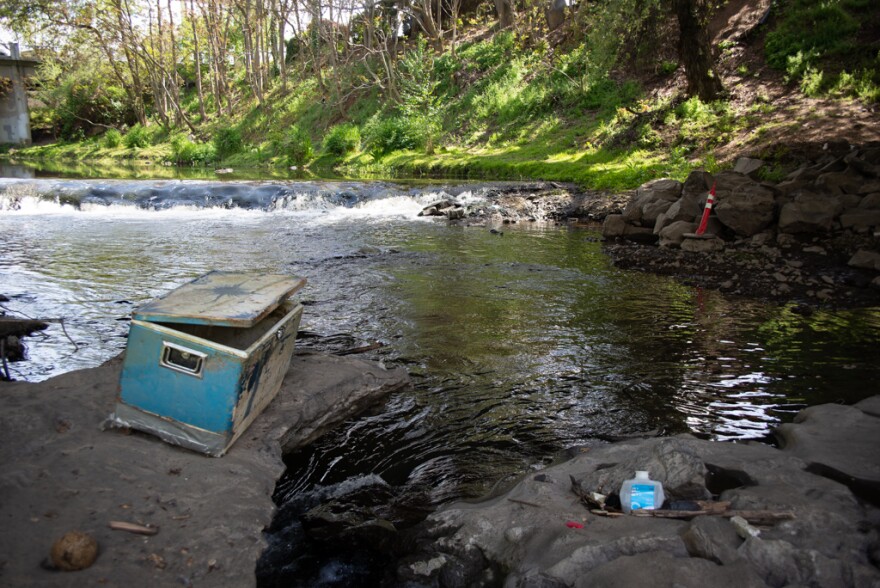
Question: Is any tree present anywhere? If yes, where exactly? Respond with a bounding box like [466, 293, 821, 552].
[672, 0, 724, 101]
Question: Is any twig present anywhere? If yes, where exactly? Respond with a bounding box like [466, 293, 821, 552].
[109, 521, 159, 535]
[635, 509, 795, 524]
[55, 319, 80, 352]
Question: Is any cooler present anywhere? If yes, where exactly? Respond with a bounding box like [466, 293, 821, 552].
[109, 271, 306, 456]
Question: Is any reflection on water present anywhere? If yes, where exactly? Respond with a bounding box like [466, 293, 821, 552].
[2, 179, 880, 585]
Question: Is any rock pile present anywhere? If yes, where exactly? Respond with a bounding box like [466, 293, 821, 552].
[602, 145, 880, 306]
[398, 398, 880, 588]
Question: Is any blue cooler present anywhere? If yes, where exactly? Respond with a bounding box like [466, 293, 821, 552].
[109, 271, 306, 456]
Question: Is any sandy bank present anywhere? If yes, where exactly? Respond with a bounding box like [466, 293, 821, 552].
[0, 351, 408, 586]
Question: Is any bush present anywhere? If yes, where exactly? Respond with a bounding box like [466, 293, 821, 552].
[322, 123, 361, 156]
[277, 126, 314, 165]
[170, 135, 217, 165]
[362, 114, 426, 158]
[103, 128, 122, 148]
[213, 126, 243, 159]
[123, 124, 150, 149]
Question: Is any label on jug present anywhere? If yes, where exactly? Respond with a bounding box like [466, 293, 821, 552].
[630, 483, 655, 510]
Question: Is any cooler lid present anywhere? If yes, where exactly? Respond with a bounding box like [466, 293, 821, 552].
[133, 271, 307, 328]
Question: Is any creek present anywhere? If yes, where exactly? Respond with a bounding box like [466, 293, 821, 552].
[2, 175, 879, 586]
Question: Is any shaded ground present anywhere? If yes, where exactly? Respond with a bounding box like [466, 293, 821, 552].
[0, 352, 408, 587]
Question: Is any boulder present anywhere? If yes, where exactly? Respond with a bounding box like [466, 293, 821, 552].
[624, 179, 683, 225]
[712, 172, 776, 237]
[775, 402, 880, 497]
[681, 236, 725, 253]
[623, 224, 659, 243]
[573, 551, 768, 588]
[637, 178, 683, 203]
[681, 517, 742, 565]
[665, 197, 701, 224]
[733, 158, 764, 178]
[816, 170, 867, 195]
[839, 211, 880, 232]
[642, 200, 674, 225]
[659, 221, 697, 248]
[848, 250, 880, 271]
[860, 193, 880, 209]
[572, 438, 711, 502]
[402, 401, 880, 588]
[778, 191, 843, 234]
[844, 152, 880, 178]
[602, 214, 627, 239]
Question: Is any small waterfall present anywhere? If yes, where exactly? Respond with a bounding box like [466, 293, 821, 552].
[0, 178, 488, 217]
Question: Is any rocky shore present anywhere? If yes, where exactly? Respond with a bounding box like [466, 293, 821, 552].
[397, 398, 880, 588]
[0, 351, 408, 586]
[421, 142, 880, 309]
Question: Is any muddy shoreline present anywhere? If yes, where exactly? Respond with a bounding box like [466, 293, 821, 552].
[0, 352, 408, 587]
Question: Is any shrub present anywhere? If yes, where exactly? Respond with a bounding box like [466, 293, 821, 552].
[123, 123, 150, 149]
[170, 135, 217, 165]
[277, 126, 314, 166]
[322, 123, 361, 156]
[103, 128, 122, 148]
[213, 126, 243, 159]
[362, 114, 426, 158]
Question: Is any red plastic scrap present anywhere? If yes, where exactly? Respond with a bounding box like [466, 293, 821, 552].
[565, 521, 584, 529]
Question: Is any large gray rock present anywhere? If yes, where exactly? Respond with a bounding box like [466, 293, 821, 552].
[681, 235, 725, 253]
[778, 191, 843, 233]
[775, 402, 880, 490]
[637, 178, 683, 203]
[682, 516, 742, 565]
[816, 170, 868, 195]
[713, 172, 776, 236]
[861, 193, 880, 209]
[623, 179, 683, 225]
[403, 400, 880, 588]
[848, 249, 880, 271]
[733, 157, 764, 178]
[840, 211, 880, 232]
[602, 214, 626, 238]
[573, 551, 768, 588]
[573, 438, 711, 502]
[659, 221, 697, 248]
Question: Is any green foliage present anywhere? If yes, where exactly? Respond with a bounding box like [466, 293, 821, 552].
[123, 124, 151, 149]
[362, 114, 425, 158]
[457, 31, 515, 72]
[765, 0, 879, 102]
[213, 126, 244, 159]
[170, 134, 217, 165]
[666, 97, 737, 148]
[322, 123, 360, 156]
[276, 126, 314, 166]
[103, 129, 122, 148]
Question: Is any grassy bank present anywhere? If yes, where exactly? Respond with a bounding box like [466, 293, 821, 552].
[5, 0, 878, 189]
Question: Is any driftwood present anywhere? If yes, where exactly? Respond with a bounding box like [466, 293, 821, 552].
[0, 317, 49, 338]
[109, 521, 159, 535]
[633, 505, 795, 525]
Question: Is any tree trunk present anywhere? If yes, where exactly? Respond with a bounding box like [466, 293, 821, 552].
[672, 0, 723, 101]
[189, 0, 207, 120]
[494, 0, 514, 29]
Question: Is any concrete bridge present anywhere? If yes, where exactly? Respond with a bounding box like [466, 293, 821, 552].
[0, 42, 38, 146]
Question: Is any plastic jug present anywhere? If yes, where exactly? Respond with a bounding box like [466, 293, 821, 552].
[620, 470, 665, 514]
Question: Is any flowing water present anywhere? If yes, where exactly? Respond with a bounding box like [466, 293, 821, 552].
[2, 176, 879, 586]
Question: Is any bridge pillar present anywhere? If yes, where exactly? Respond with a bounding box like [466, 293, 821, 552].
[0, 43, 37, 146]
